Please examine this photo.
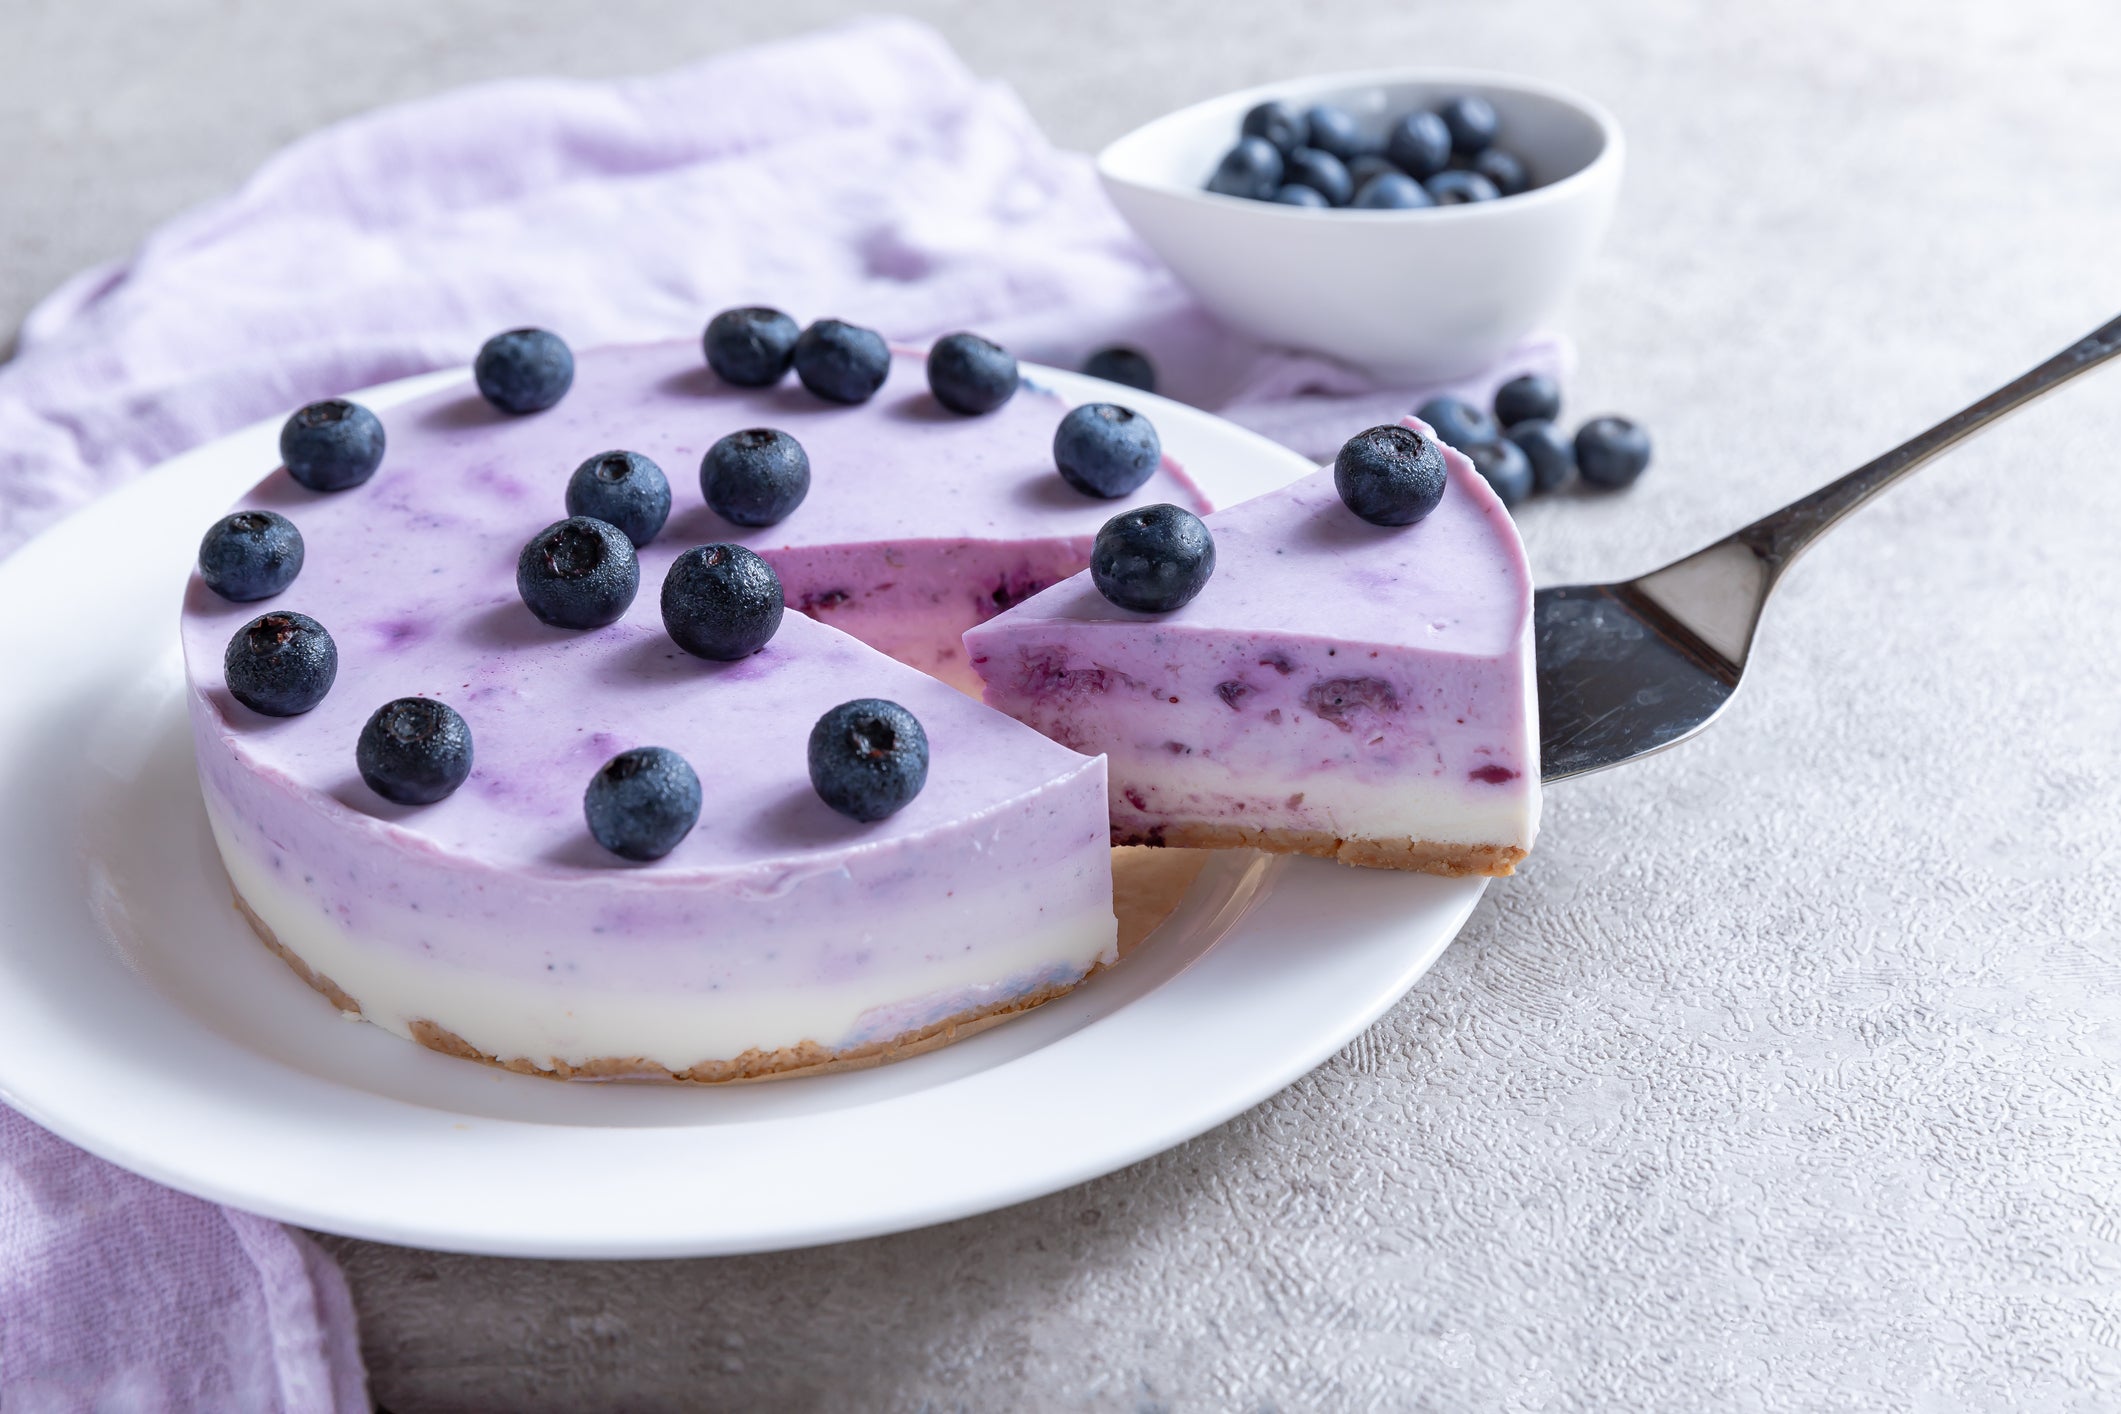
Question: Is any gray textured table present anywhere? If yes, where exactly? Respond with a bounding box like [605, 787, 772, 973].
[9, 2, 2121, 1409]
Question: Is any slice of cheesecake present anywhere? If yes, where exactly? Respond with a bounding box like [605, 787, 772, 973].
[963, 419, 1539, 876]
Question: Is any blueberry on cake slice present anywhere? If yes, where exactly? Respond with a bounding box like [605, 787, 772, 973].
[965, 419, 1539, 875]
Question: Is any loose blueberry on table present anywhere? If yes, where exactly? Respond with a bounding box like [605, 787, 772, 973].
[1492, 373, 1562, 428]
[223, 611, 337, 717]
[1466, 438, 1534, 507]
[357, 698, 474, 806]
[1334, 425, 1449, 527]
[807, 698, 929, 823]
[1091, 503, 1216, 614]
[1204, 93, 1535, 210]
[1413, 395, 1498, 453]
[661, 543, 785, 661]
[280, 399, 385, 492]
[703, 306, 801, 388]
[565, 450, 671, 548]
[926, 332, 1020, 415]
[701, 428, 811, 528]
[1505, 418, 1577, 493]
[198, 510, 303, 602]
[1053, 402, 1162, 499]
[1081, 345, 1157, 393]
[516, 516, 640, 630]
[792, 318, 891, 405]
[584, 746, 703, 862]
[474, 328, 574, 414]
[1575, 416, 1654, 488]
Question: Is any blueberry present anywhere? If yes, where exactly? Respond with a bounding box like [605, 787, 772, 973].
[661, 543, 784, 660]
[1493, 373, 1562, 428]
[1414, 396, 1498, 452]
[1240, 100, 1304, 156]
[474, 328, 574, 414]
[279, 399, 385, 493]
[566, 451, 671, 548]
[1466, 439, 1534, 507]
[1081, 346, 1156, 394]
[1350, 172, 1435, 209]
[223, 611, 336, 717]
[1426, 170, 1502, 205]
[1346, 154, 1404, 190]
[1333, 425, 1448, 527]
[357, 698, 474, 806]
[1575, 416, 1654, 488]
[516, 517, 639, 630]
[1472, 147, 1530, 196]
[703, 306, 800, 387]
[584, 746, 702, 861]
[1301, 104, 1367, 162]
[701, 429, 810, 528]
[1282, 147, 1353, 206]
[1205, 136, 1283, 200]
[1091, 503, 1215, 614]
[1386, 110, 1452, 179]
[198, 510, 303, 601]
[926, 332, 1019, 415]
[792, 319, 891, 405]
[807, 699, 929, 823]
[1438, 95, 1500, 156]
[1053, 403, 1161, 499]
[1273, 183, 1331, 208]
[1506, 419, 1577, 493]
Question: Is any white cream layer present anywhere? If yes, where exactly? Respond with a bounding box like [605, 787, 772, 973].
[209, 798, 1118, 1072]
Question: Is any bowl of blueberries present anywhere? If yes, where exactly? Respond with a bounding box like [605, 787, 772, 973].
[1097, 68, 1622, 382]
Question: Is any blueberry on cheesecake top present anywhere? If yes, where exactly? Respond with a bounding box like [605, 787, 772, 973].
[224, 611, 337, 717]
[1091, 503, 1215, 614]
[660, 544, 784, 661]
[1334, 425, 1448, 527]
[516, 516, 640, 630]
[584, 746, 702, 861]
[701, 429, 810, 528]
[808, 699, 929, 823]
[926, 333, 1020, 416]
[1053, 403, 1162, 500]
[199, 510, 303, 601]
[357, 698, 474, 806]
[792, 319, 891, 405]
[703, 306, 801, 388]
[566, 450, 671, 549]
[280, 400, 385, 493]
[475, 328, 574, 414]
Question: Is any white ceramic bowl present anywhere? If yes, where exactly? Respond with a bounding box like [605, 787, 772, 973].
[1097, 69, 1623, 382]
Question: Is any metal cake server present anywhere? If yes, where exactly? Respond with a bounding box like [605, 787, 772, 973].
[1537, 312, 2121, 783]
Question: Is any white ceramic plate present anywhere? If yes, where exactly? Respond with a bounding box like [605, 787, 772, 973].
[0, 363, 1486, 1258]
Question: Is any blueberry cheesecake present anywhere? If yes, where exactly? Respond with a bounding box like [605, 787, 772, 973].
[178, 328, 1209, 1081]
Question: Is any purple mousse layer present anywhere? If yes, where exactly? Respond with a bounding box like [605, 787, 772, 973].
[963, 425, 1538, 846]
[332, 338, 1208, 679]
